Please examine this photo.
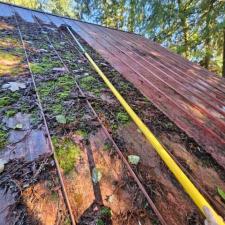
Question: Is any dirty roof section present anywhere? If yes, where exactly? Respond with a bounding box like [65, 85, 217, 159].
[0, 2, 225, 168]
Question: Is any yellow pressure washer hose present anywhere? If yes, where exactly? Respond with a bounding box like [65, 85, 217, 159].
[65, 26, 225, 225]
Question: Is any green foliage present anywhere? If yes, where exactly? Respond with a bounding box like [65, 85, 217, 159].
[51, 104, 63, 115]
[37, 80, 55, 97]
[52, 136, 81, 174]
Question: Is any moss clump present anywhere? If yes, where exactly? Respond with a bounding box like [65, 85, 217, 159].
[37, 75, 75, 117]
[30, 57, 60, 75]
[5, 109, 16, 117]
[38, 75, 74, 99]
[0, 128, 8, 149]
[57, 91, 70, 100]
[103, 141, 112, 152]
[119, 81, 130, 90]
[0, 97, 10, 107]
[63, 217, 71, 225]
[79, 75, 101, 95]
[30, 63, 47, 75]
[0, 92, 21, 107]
[96, 219, 104, 225]
[95, 206, 111, 225]
[116, 111, 130, 124]
[51, 104, 63, 115]
[50, 191, 59, 202]
[37, 80, 55, 97]
[100, 206, 111, 217]
[52, 137, 81, 174]
[75, 129, 88, 137]
[57, 74, 74, 86]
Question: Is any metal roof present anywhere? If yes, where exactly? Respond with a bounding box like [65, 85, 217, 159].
[0, 2, 225, 168]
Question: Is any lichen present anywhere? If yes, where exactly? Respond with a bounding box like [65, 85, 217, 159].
[0, 51, 25, 76]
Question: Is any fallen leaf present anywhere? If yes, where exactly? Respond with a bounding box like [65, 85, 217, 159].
[0, 159, 6, 174]
[15, 123, 23, 129]
[92, 167, 102, 183]
[217, 187, 225, 201]
[2, 82, 26, 92]
[56, 115, 66, 124]
[23, 183, 29, 188]
[128, 155, 140, 165]
[52, 67, 67, 72]
[38, 48, 48, 53]
[108, 195, 114, 203]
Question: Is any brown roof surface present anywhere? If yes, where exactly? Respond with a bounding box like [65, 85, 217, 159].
[1, 2, 225, 168]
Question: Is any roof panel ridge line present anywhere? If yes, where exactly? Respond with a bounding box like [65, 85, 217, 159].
[91, 24, 225, 119]
[72, 22, 225, 137]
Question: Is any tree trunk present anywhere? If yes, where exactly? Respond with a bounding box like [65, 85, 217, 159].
[177, 0, 189, 58]
[222, 29, 225, 77]
[203, 37, 211, 69]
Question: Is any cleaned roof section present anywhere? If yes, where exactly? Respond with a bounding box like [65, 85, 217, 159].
[1, 2, 225, 168]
